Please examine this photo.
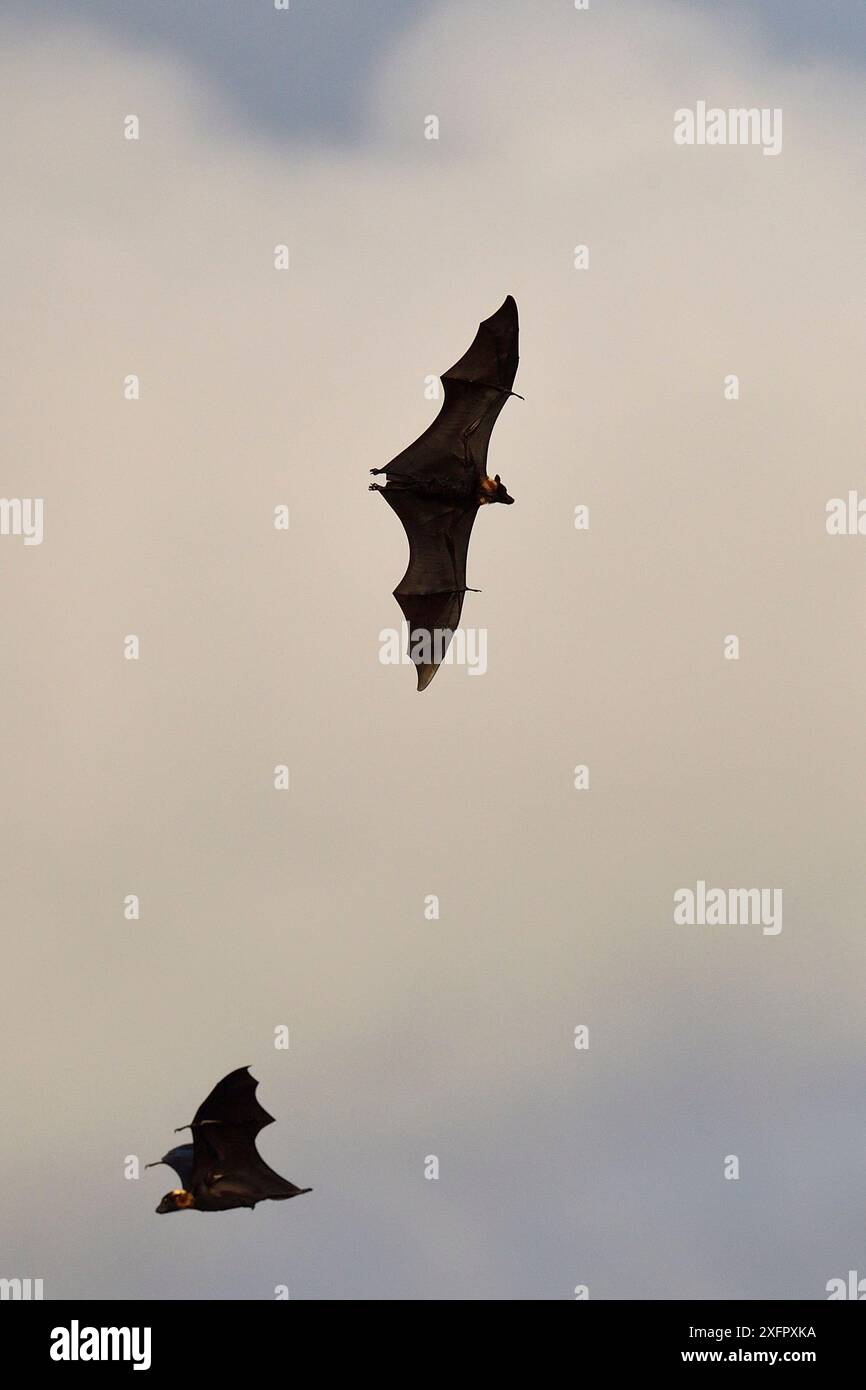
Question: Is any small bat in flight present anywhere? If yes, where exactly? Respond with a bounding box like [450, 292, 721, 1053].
[370, 295, 520, 690]
[146, 1066, 312, 1213]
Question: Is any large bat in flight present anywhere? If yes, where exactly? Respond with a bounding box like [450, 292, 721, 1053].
[146, 1067, 312, 1213]
[370, 295, 520, 690]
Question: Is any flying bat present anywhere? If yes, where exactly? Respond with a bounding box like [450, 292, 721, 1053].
[146, 1066, 312, 1214]
[370, 295, 520, 690]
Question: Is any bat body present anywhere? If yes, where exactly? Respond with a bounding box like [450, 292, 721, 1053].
[147, 1067, 312, 1213]
[371, 296, 520, 690]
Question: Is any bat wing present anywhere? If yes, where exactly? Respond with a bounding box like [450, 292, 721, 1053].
[193, 1125, 310, 1206]
[145, 1143, 195, 1188]
[381, 295, 519, 486]
[190, 1066, 274, 1137]
[188, 1067, 310, 1207]
[382, 493, 478, 691]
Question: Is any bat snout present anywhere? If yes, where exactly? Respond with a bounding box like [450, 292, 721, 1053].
[491, 474, 514, 505]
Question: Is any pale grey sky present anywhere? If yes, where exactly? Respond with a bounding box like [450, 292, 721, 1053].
[1, 0, 864, 1299]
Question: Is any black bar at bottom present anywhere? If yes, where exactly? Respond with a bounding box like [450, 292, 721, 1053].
[4, 1298, 860, 1373]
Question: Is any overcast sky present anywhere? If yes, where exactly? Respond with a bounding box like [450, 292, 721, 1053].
[1, 0, 864, 1300]
[6, 0, 866, 142]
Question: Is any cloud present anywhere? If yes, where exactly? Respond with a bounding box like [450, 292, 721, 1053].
[2, 0, 433, 143]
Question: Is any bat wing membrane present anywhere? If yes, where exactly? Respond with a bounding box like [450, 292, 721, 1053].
[191, 1066, 274, 1137]
[382, 296, 519, 485]
[382, 496, 478, 690]
[193, 1123, 307, 1204]
[184, 1069, 307, 1204]
[151, 1143, 195, 1189]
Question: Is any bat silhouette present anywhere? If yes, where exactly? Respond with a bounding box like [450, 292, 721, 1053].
[370, 295, 520, 690]
[146, 1066, 312, 1213]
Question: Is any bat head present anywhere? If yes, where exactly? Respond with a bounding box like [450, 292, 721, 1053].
[481, 474, 514, 505]
[155, 1188, 196, 1214]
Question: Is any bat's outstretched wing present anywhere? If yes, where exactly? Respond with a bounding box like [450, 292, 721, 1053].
[190, 1066, 275, 1135]
[381, 295, 519, 486]
[145, 1143, 195, 1188]
[380, 495, 477, 690]
[189, 1067, 311, 1207]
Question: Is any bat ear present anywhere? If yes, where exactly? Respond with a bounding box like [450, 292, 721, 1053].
[494, 474, 501, 483]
